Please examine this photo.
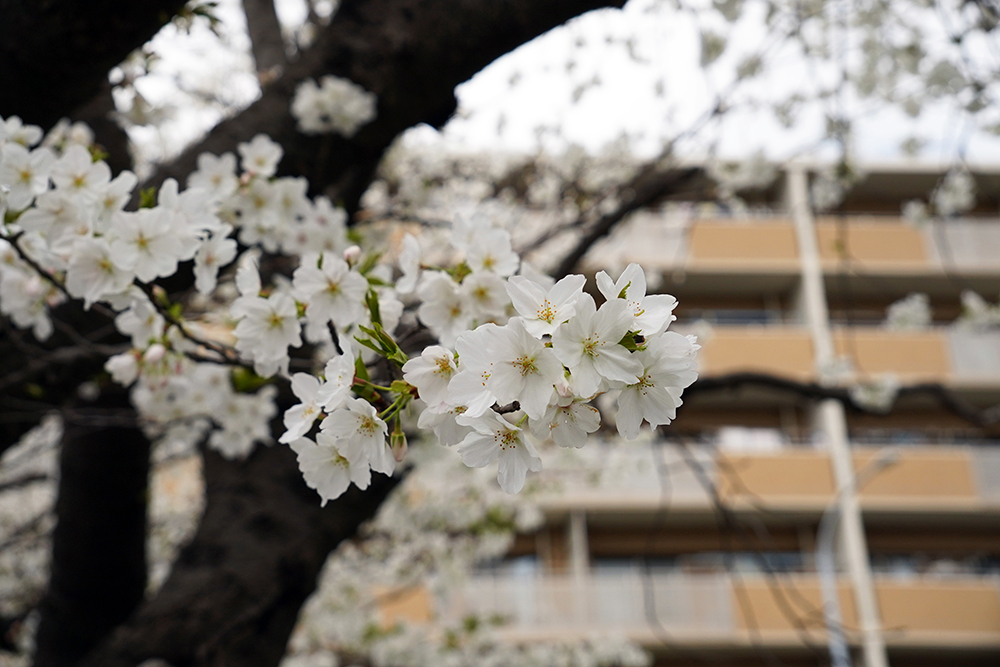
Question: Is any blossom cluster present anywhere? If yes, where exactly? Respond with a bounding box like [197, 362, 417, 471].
[0, 112, 698, 505]
[284, 223, 699, 501]
[291, 75, 378, 136]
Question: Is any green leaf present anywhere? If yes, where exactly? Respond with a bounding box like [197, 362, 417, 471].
[139, 186, 158, 209]
[231, 367, 271, 393]
[365, 290, 383, 326]
[357, 251, 383, 276]
[617, 331, 641, 352]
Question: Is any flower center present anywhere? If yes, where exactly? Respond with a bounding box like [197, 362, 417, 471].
[434, 355, 454, 377]
[536, 299, 556, 323]
[513, 355, 537, 376]
[358, 415, 378, 436]
[495, 428, 519, 451]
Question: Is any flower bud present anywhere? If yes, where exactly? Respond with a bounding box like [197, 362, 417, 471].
[390, 429, 408, 463]
[143, 343, 167, 364]
[343, 245, 362, 266]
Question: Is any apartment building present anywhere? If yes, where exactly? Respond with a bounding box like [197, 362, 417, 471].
[433, 164, 1000, 667]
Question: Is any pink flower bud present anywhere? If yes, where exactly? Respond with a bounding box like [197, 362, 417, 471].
[343, 245, 362, 265]
[143, 343, 167, 364]
[390, 430, 408, 462]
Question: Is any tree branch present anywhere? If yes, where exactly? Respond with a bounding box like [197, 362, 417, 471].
[552, 165, 702, 279]
[243, 0, 288, 77]
[0, 0, 189, 128]
[145, 0, 628, 215]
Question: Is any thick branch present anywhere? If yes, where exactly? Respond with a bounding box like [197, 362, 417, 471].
[0, 0, 188, 128]
[147, 0, 627, 214]
[243, 0, 288, 75]
[686, 372, 1000, 429]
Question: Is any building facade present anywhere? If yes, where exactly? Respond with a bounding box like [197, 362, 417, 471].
[432, 164, 1000, 667]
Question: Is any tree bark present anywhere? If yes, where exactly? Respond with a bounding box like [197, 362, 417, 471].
[146, 0, 627, 215]
[0, 0, 188, 129]
[83, 445, 400, 667]
[243, 0, 288, 75]
[33, 388, 149, 667]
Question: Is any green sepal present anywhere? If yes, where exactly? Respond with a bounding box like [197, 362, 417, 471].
[390, 379, 414, 395]
[617, 280, 632, 300]
[139, 186, 158, 209]
[450, 261, 472, 283]
[617, 330, 643, 352]
[231, 367, 271, 393]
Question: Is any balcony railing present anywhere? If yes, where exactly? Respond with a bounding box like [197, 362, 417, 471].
[440, 572, 1000, 644]
[535, 442, 1000, 510]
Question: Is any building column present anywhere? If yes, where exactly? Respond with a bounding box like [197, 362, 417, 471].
[787, 166, 889, 667]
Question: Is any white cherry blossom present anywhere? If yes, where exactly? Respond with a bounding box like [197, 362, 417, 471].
[505, 273, 586, 338]
[616, 332, 699, 440]
[280, 373, 328, 444]
[238, 134, 283, 178]
[461, 270, 509, 321]
[293, 253, 368, 329]
[448, 322, 503, 417]
[417, 272, 473, 347]
[552, 293, 641, 397]
[290, 436, 371, 506]
[320, 397, 393, 475]
[456, 411, 542, 494]
[530, 381, 602, 449]
[0, 143, 54, 210]
[108, 208, 185, 283]
[596, 262, 678, 337]
[487, 317, 562, 420]
[402, 345, 457, 407]
[65, 237, 135, 309]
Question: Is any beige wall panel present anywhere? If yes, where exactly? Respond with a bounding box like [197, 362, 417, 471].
[731, 579, 857, 631]
[717, 452, 835, 500]
[375, 586, 433, 626]
[688, 221, 799, 263]
[876, 582, 1000, 633]
[853, 449, 977, 499]
[832, 330, 950, 379]
[733, 579, 1000, 634]
[699, 328, 815, 380]
[815, 219, 929, 266]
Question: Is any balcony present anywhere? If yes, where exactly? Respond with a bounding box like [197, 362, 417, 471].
[691, 324, 1000, 388]
[533, 442, 1000, 519]
[440, 571, 1000, 651]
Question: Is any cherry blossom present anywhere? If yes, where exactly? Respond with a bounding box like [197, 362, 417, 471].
[456, 411, 543, 494]
[596, 262, 677, 337]
[290, 436, 372, 507]
[505, 273, 586, 338]
[552, 293, 641, 397]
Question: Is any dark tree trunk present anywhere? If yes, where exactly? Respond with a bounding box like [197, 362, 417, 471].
[34, 388, 150, 667]
[83, 445, 399, 667]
